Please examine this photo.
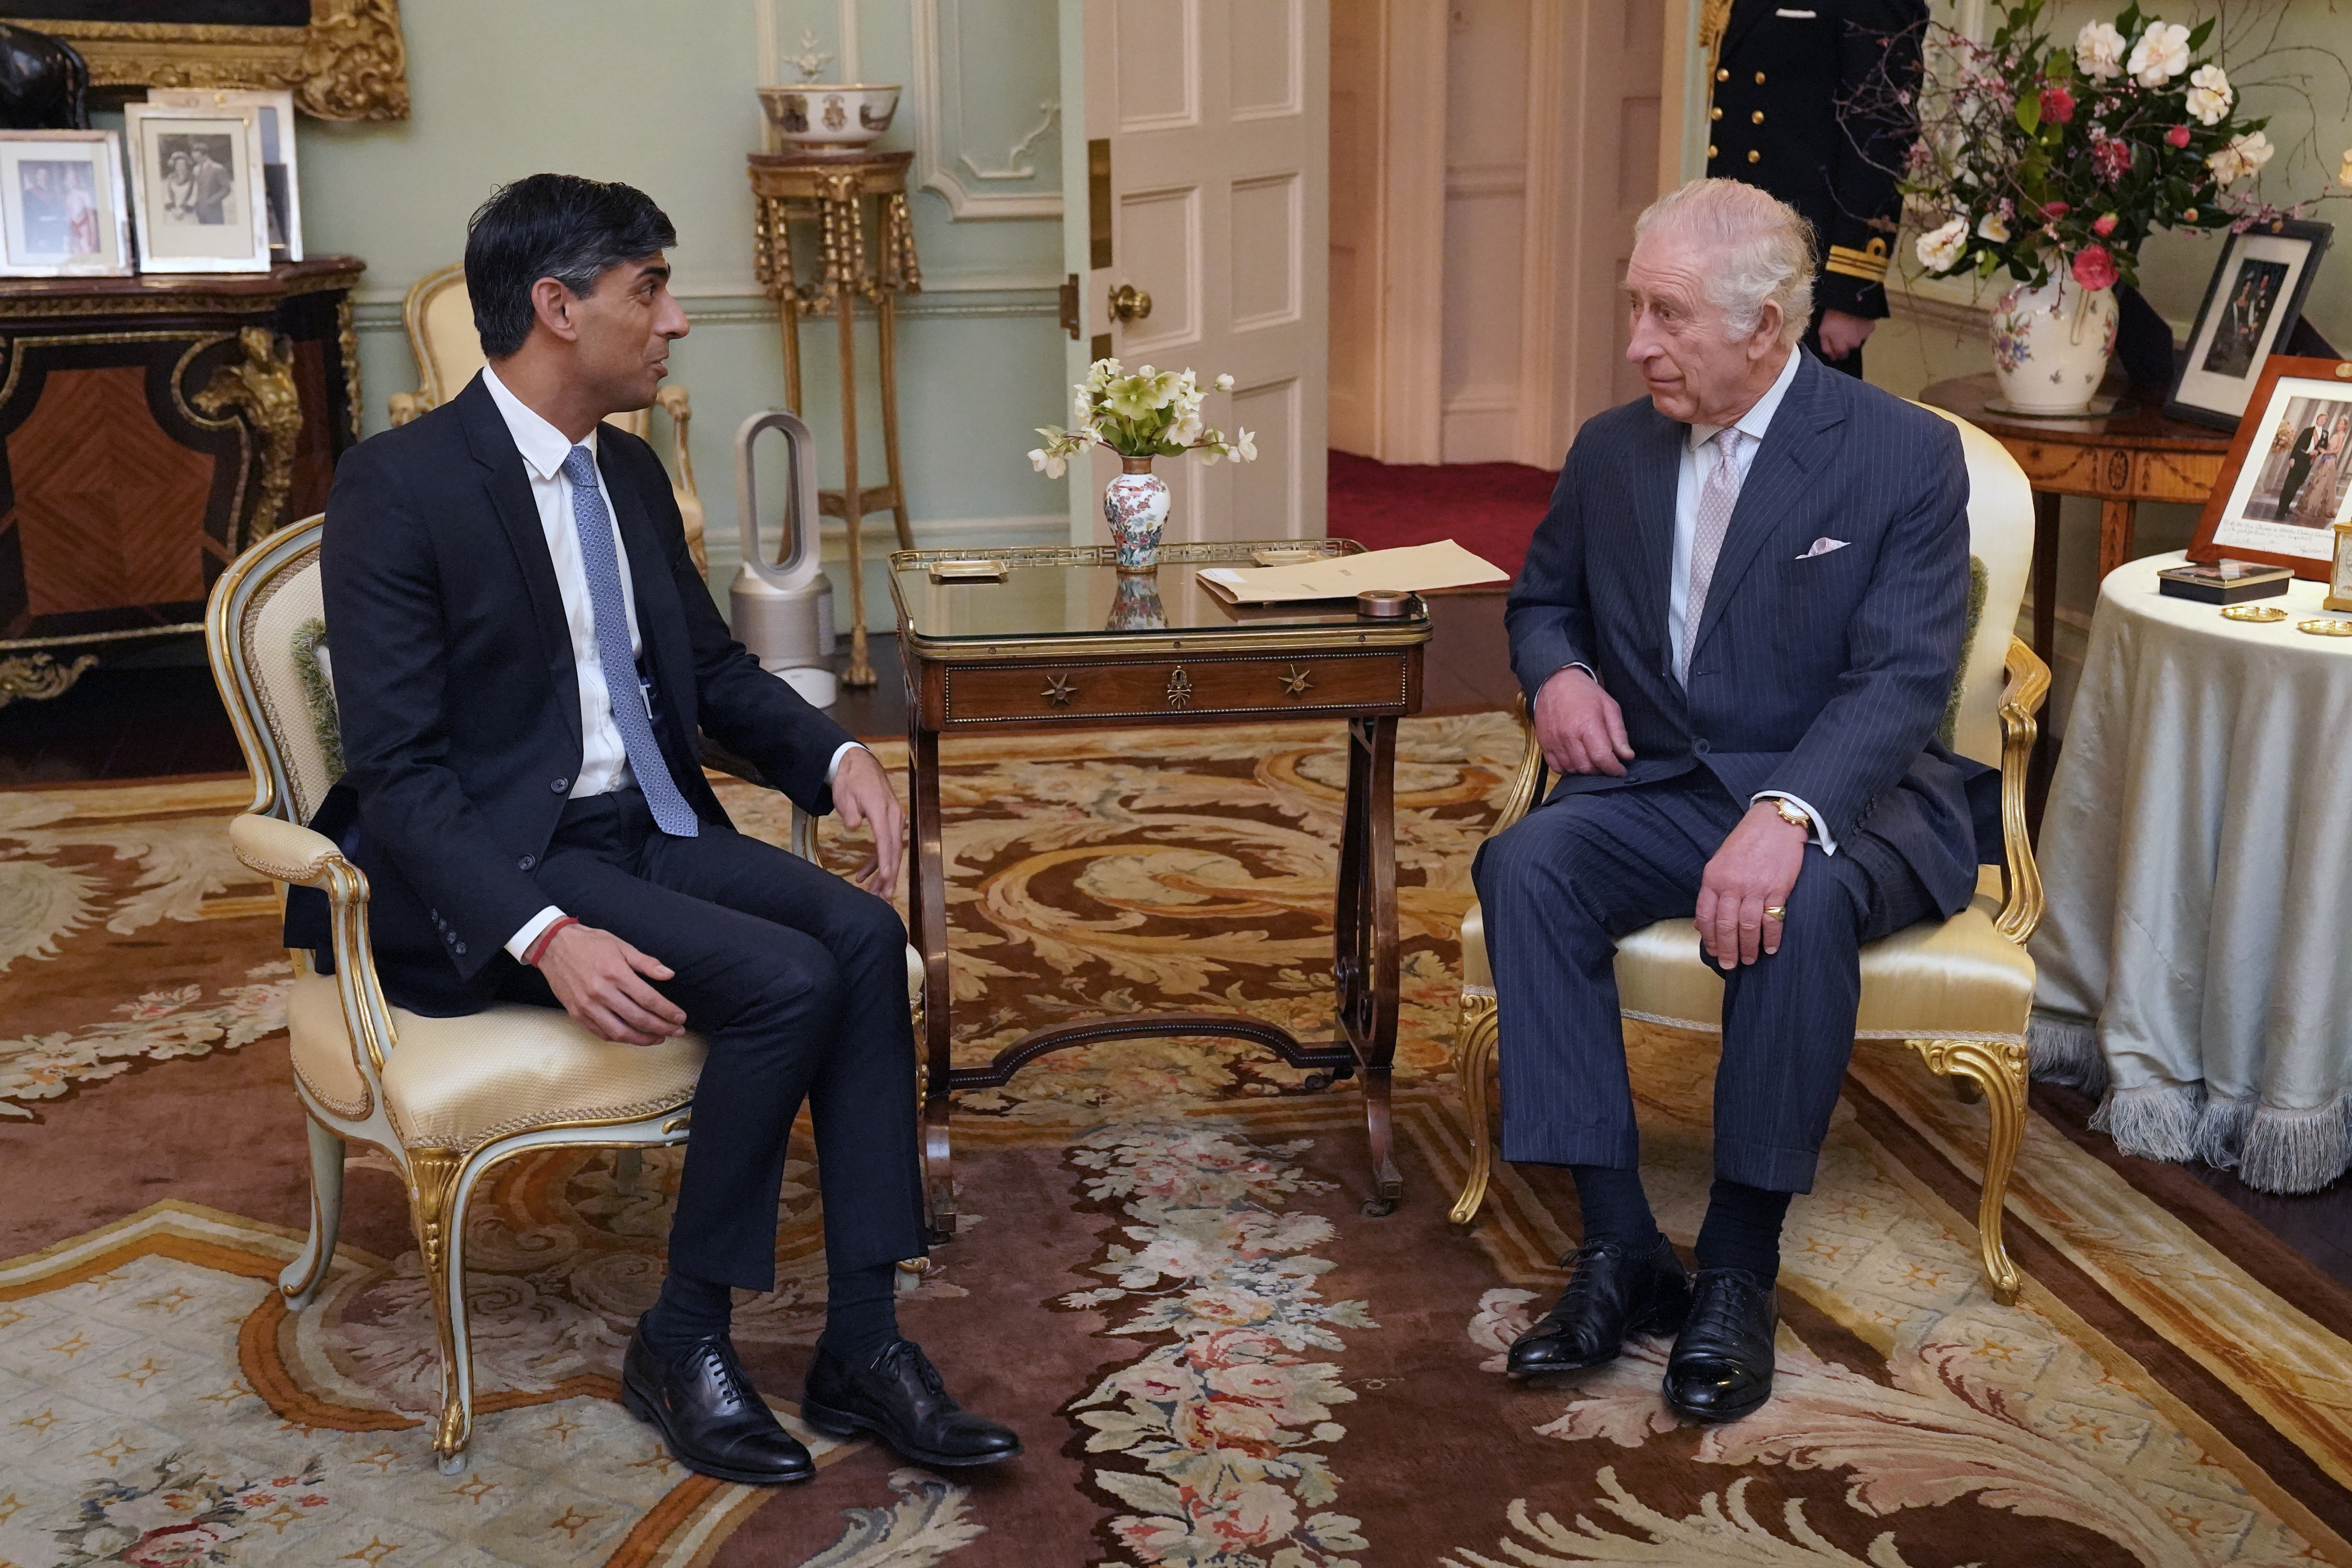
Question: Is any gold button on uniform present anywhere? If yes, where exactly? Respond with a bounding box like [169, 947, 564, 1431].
[1708, 144, 1719, 159]
[1747, 149, 1760, 163]
[1751, 110, 1764, 123]
[1755, 71, 1766, 83]
[1710, 106, 1722, 120]
[1716, 67, 1729, 81]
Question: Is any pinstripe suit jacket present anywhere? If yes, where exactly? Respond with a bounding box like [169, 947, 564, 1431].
[1506, 350, 1998, 916]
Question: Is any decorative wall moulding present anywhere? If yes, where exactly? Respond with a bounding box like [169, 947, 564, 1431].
[911, 0, 1062, 220]
[0, 0, 410, 122]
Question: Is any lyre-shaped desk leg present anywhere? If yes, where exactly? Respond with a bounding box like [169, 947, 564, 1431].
[1336, 714, 1404, 1214]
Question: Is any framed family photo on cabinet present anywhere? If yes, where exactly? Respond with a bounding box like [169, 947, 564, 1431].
[122, 100, 270, 273]
[0, 129, 131, 277]
[2189, 356, 2352, 580]
[146, 87, 301, 261]
[2166, 220, 2331, 430]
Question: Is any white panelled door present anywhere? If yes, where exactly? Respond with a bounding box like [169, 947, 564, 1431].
[1059, 0, 1330, 546]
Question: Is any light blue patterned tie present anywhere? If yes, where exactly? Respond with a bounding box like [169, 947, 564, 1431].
[563, 444, 699, 837]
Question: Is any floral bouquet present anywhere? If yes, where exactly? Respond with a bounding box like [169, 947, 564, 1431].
[1028, 358, 1257, 479]
[1903, 2, 2277, 292]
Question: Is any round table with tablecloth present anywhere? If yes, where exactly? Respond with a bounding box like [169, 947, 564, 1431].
[2031, 550, 2352, 1193]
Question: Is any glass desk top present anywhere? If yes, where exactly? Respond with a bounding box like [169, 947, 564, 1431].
[887, 541, 1432, 662]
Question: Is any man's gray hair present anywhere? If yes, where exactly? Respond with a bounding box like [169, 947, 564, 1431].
[1633, 179, 1815, 348]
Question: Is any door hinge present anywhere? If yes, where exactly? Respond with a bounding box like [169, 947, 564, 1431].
[1059, 272, 1082, 341]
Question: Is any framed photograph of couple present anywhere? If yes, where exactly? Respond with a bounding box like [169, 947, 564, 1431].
[2189, 356, 2352, 580]
[2167, 219, 2331, 430]
[146, 88, 301, 261]
[122, 100, 270, 274]
[0, 130, 131, 277]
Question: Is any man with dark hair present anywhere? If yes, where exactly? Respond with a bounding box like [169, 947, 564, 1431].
[309, 174, 1019, 1486]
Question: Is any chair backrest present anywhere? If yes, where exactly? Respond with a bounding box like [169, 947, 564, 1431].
[400, 263, 649, 437]
[1919, 405, 2033, 769]
[205, 514, 341, 825]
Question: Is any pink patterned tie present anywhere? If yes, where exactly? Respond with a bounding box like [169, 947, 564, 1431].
[1679, 426, 1746, 684]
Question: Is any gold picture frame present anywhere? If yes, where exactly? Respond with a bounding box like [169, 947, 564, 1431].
[2328, 522, 2352, 613]
[0, 1, 407, 122]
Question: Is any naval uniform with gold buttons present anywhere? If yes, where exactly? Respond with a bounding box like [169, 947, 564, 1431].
[1705, 0, 1925, 376]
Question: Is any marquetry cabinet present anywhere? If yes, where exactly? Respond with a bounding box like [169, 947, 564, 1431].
[0, 258, 364, 703]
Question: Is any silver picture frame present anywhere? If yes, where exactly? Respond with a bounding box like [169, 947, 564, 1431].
[122, 100, 272, 274]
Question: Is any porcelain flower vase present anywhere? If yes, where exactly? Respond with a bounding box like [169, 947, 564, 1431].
[1989, 270, 2118, 415]
[1103, 456, 1170, 573]
[1105, 571, 1167, 631]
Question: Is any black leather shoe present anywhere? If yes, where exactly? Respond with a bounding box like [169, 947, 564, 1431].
[802, 1339, 1022, 1467]
[1507, 1234, 1691, 1377]
[621, 1327, 815, 1485]
[1662, 1267, 1778, 1422]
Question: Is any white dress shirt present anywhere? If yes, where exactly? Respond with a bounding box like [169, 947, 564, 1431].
[1669, 345, 1834, 853]
[482, 366, 866, 960]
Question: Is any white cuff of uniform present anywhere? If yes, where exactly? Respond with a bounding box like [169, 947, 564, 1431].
[506, 905, 566, 963]
[1752, 791, 1837, 856]
[826, 741, 868, 784]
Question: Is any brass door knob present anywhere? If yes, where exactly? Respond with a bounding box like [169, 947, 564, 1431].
[1109, 283, 1153, 323]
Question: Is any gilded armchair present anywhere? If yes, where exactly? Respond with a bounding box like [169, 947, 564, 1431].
[205, 516, 920, 1473]
[385, 263, 708, 575]
[1449, 408, 2049, 1304]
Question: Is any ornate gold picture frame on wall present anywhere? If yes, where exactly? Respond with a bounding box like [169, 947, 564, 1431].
[0, 0, 407, 122]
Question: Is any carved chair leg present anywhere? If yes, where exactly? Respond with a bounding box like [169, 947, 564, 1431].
[404, 1147, 475, 1473]
[1449, 992, 1502, 1228]
[1908, 1039, 2029, 1306]
[279, 1118, 346, 1310]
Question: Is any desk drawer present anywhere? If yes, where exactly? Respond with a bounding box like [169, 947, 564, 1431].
[937, 650, 1419, 726]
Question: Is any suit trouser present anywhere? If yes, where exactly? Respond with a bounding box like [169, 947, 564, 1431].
[1470, 772, 1939, 1192]
[496, 787, 926, 1290]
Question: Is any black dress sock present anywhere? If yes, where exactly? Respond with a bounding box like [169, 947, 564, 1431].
[1694, 1177, 1793, 1281]
[816, 1261, 903, 1364]
[1569, 1164, 1661, 1248]
[639, 1269, 733, 1358]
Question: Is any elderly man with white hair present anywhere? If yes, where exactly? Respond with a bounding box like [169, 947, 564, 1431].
[1474, 178, 1994, 1421]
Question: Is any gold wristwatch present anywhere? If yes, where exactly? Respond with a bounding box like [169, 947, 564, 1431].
[1769, 798, 1812, 833]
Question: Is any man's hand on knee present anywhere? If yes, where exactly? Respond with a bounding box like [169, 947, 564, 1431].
[1696, 804, 1807, 970]
[1533, 667, 1634, 778]
[832, 746, 907, 900]
[538, 923, 688, 1045]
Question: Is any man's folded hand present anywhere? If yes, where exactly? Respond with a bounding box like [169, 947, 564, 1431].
[539, 922, 687, 1045]
[1533, 666, 1635, 778]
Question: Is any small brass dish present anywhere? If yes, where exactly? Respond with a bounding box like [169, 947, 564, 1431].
[2297, 617, 2352, 637]
[2221, 604, 2290, 623]
[928, 559, 1006, 583]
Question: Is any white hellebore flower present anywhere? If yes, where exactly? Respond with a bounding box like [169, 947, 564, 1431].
[2207, 129, 2274, 184]
[1029, 446, 1067, 480]
[2185, 63, 2232, 126]
[1977, 210, 2011, 243]
[2127, 21, 2190, 86]
[2076, 20, 2126, 82]
[2338, 147, 2352, 187]
[1234, 427, 1258, 463]
[1915, 215, 1968, 272]
[1214, 373, 1236, 391]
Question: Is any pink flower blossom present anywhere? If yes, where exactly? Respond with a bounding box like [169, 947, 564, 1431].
[2167, 124, 2193, 149]
[2092, 213, 2118, 237]
[2072, 245, 2120, 292]
[123, 1525, 228, 1568]
[2039, 86, 2075, 124]
[2041, 201, 2071, 219]
[2092, 136, 2135, 182]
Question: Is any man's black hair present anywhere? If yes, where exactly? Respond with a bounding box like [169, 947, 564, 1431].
[463, 174, 677, 360]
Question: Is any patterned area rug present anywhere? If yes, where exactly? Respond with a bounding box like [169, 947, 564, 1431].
[3, 717, 2350, 1567]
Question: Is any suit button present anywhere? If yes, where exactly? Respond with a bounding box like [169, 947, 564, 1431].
[1755, 70, 1766, 84]
[1751, 110, 1764, 123]
[455, 942, 467, 955]
[518, 855, 535, 871]
[551, 777, 569, 793]
[1710, 106, 1722, 120]
[1715, 67, 1729, 81]
[1747, 149, 1761, 163]
[1693, 739, 1712, 755]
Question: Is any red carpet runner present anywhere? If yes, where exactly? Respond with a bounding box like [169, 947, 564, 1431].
[1326, 449, 1559, 580]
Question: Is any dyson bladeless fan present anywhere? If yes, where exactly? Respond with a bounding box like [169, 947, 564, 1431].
[729, 408, 837, 708]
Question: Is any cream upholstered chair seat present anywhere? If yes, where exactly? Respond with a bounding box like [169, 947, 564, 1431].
[387, 263, 707, 574]
[207, 517, 919, 1475]
[1449, 406, 2050, 1304]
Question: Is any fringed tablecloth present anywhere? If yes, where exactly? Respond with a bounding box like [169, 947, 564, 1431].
[2031, 552, 2352, 1193]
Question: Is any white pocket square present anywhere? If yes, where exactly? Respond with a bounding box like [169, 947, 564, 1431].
[1798, 537, 1849, 559]
[1775, 7, 1818, 15]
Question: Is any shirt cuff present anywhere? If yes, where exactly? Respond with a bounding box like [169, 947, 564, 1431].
[506, 905, 566, 963]
[1752, 791, 1838, 857]
[826, 740, 868, 784]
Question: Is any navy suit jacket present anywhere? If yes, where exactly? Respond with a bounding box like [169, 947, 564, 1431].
[290, 373, 855, 1015]
[1506, 350, 1998, 915]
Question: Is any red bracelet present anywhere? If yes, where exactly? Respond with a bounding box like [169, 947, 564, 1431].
[524, 916, 579, 967]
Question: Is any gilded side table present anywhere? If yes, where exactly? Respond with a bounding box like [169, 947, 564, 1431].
[749, 149, 920, 688]
[890, 543, 1431, 1238]
[1920, 372, 2232, 825]
[0, 257, 365, 704]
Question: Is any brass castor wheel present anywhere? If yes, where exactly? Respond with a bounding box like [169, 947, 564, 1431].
[1361, 1196, 1398, 1218]
[1301, 1072, 1332, 1093]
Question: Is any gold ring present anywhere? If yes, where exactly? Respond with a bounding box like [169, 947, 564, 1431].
[1763, 905, 1788, 920]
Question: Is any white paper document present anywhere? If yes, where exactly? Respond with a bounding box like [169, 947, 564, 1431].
[1196, 539, 1510, 604]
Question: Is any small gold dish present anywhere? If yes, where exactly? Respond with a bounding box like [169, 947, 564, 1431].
[2221, 604, 2290, 623]
[2297, 617, 2352, 637]
[1249, 547, 1319, 567]
[928, 558, 1006, 583]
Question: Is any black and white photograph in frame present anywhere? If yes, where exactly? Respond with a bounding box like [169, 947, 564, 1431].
[146, 87, 302, 262]
[0, 129, 130, 278]
[2206, 376, 2352, 566]
[122, 102, 270, 274]
[2167, 220, 2331, 430]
